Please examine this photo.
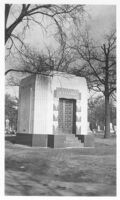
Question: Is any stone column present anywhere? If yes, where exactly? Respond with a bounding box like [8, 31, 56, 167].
[53, 97, 59, 134]
[76, 98, 81, 135]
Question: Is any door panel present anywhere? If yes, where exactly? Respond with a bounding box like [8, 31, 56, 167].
[58, 99, 76, 134]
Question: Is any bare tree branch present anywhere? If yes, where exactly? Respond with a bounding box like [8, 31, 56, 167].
[5, 4, 84, 46]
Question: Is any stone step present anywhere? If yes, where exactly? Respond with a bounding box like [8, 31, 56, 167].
[65, 134, 77, 138]
[65, 134, 76, 138]
[65, 135, 80, 141]
[65, 138, 81, 143]
[65, 142, 82, 146]
[64, 134, 84, 148]
[65, 139, 79, 142]
[65, 142, 84, 148]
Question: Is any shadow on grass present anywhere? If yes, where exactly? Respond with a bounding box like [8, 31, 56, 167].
[5, 169, 116, 196]
[5, 157, 50, 176]
[5, 136, 116, 196]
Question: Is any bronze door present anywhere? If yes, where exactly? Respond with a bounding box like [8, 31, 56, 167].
[58, 99, 76, 134]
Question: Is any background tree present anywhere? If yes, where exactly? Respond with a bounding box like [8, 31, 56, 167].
[88, 96, 116, 132]
[5, 43, 76, 88]
[5, 43, 75, 74]
[5, 4, 85, 77]
[5, 94, 18, 131]
[70, 30, 116, 138]
[5, 4, 84, 50]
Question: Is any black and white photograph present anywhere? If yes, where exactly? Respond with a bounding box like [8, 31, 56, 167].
[0, 0, 119, 197]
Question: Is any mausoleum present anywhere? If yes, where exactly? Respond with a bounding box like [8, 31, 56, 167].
[16, 71, 94, 148]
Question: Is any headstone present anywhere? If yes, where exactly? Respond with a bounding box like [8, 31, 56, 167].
[110, 123, 114, 133]
[5, 119, 9, 130]
[97, 125, 101, 131]
[104, 124, 115, 133]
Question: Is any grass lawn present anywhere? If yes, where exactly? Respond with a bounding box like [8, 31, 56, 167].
[5, 135, 116, 196]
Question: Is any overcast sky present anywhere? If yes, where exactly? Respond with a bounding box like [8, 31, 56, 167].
[5, 4, 116, 97]
[23, 5, 116, 49]
[86, 5, 116, 37]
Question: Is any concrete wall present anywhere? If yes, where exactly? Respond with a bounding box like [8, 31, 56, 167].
[17, 75, 35, 133]
[17, 72, 88, 136]
[51, 73, 88, 135]
[33, 75, 53, 134]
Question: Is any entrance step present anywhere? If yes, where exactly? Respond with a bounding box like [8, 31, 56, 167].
[64, 134, 84, 148]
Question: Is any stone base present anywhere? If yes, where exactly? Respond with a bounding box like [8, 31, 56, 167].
[16, 133, 48, 147]
[16, 134, 68, 148]
[15, 133, 94, 148]
[76, 134, 94, 147]
[48, 135, 66, 148]
[5, 135, 16, 144]
[84, 135, 94, 147]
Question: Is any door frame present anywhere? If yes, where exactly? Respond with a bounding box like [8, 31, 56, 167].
[58, 98, 76, 134]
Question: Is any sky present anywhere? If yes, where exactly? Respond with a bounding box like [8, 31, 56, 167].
[85, 5, 116, 38]
[23, 5, 116, 50]
[5, 4, 116, 97]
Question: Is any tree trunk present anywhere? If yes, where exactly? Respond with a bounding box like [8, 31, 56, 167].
[104, 94, 110, 138]
[5, 5, 11, 28]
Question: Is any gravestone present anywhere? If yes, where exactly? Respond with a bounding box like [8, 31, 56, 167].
[5, 119, 10, 133]
[5, 119, 9, 129]
[98, 125, 101, 132]
[110, 123, 114, 133]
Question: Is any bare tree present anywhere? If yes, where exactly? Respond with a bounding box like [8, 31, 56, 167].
[70, 30, 116, 138]
[88, 95, 116, 132]
[5, 4, 84, 48]
[5, 4, 84, 77]
[5, 38, 76, 76]
[5, 93, 18, 131]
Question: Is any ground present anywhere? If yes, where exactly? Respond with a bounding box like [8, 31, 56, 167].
[5, 134, 116, 196]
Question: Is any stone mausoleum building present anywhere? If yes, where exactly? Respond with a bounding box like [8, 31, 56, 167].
[16, 71, 94, 148]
